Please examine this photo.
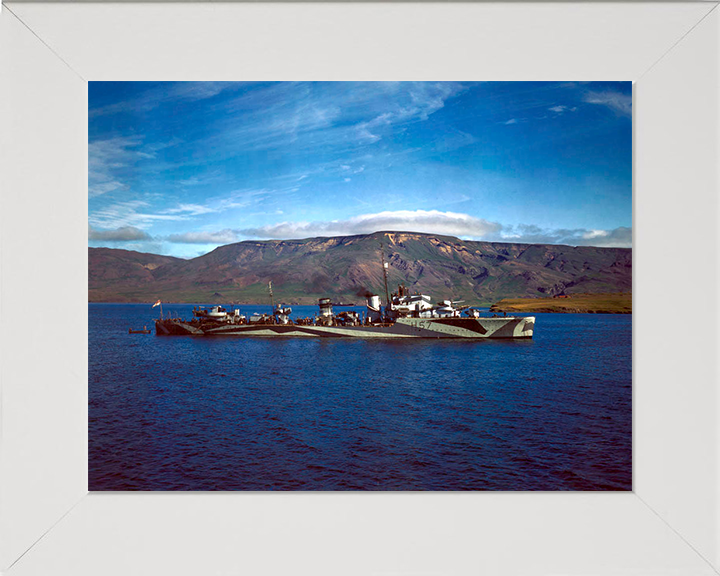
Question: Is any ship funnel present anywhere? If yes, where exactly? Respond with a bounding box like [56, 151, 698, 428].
[274, 303, 293, 325]
[366, 295, 382, 323]
[318, 298, 333, 318]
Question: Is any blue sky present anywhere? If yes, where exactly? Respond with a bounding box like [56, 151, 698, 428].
[89, 81, 632, 258]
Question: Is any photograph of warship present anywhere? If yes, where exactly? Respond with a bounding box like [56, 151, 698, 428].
[155, 281, 535, 339]
[87, 81, 632, 497]
[155, 244, 534, 339]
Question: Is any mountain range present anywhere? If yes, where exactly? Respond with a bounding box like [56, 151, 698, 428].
[88, 231, 632, 305]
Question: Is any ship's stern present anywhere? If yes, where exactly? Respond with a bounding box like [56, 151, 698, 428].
[155, 319, 204, 336]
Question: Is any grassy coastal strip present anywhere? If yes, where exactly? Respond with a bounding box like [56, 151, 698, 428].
[490, 292, 631, 314]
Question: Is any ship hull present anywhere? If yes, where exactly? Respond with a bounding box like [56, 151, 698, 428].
[155, 316, 535, 339]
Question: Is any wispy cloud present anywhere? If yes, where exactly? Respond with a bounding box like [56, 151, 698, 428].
[493, 224, 631, 248]
[90, 82, 238, 118]
[88, 134, 186, 199]
[236, 210, 502, 240]
[88, 225, 152, 242]
[88, 136, 144, 198]
[507, 105, 577, 124]
[166, 212, 631, 249]
[89, 181, 126, 197]
[341, 164, 365, 175]
[205, 82, 466, 157]
[548, 105, 577, 114]
[89, 200, 193, 230]
[584, 90, 632, 116]
[167, 230, 240, 244]
[161, 204, 217, 216]
[432, 130, 477, 152]
[90, 183, 283, 232]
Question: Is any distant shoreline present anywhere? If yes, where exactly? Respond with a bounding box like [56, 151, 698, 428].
[89, 292, 632, 314]
[87, 300, 361, 306]
[489, 293, 631, 314]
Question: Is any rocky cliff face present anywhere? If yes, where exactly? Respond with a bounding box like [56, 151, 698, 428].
[89, 231, 632, 304]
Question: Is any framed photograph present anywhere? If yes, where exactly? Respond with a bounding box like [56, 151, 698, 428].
[1, 2, 718, 575]
[87, 78, 632, 493]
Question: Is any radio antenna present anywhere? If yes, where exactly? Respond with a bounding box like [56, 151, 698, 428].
[379, 243, 391, 309]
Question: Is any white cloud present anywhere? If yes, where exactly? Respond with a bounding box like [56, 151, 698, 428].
[211, 188, 274, 211]
[90, 184, 286, 234]
[428, 130, 476, 154]
[89, 181, 125, 197]
[88, 136, 145, 197]
[340, 164, 365, 174]
[492, 224, 632, 248]
[167, 230, 240, 244]
[355, 124, 382, 144]
[237, 210, 503, 240]
[89, 225, 152, 242]
[213, 82, 466, 154]
[88, 135, 184, 198]
[582, 229, 609, 240]
[89, 199, 194, 230]
[162, 213, 631, 249]
[162, 203, 217, 216]
[504, 119, 518, 125]
[89, 82, 235, 118]
[408, 82, 464, 120]
[584, 90, 632, 116]
[547, 105, 577, 114]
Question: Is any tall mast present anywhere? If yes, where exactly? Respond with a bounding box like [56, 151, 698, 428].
[268, 280, 274, 310]
[379, 243, 391, 309]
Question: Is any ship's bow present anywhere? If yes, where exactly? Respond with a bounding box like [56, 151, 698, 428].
[515, 316, 535, 338]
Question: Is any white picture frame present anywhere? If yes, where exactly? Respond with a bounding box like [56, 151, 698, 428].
[1, 2, 718, 574]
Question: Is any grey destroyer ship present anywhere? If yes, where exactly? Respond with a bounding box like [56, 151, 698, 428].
[155, 283, 535, 339]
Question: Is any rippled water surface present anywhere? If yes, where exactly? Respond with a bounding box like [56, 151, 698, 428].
[89, 303, 631, 491]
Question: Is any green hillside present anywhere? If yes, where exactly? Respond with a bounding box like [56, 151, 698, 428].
[89, 231, 632, 305]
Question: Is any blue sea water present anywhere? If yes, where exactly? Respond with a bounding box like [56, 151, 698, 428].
[89, 303, 631, 491]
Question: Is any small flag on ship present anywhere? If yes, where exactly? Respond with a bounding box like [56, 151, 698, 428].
[152, 300, 161, 308]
